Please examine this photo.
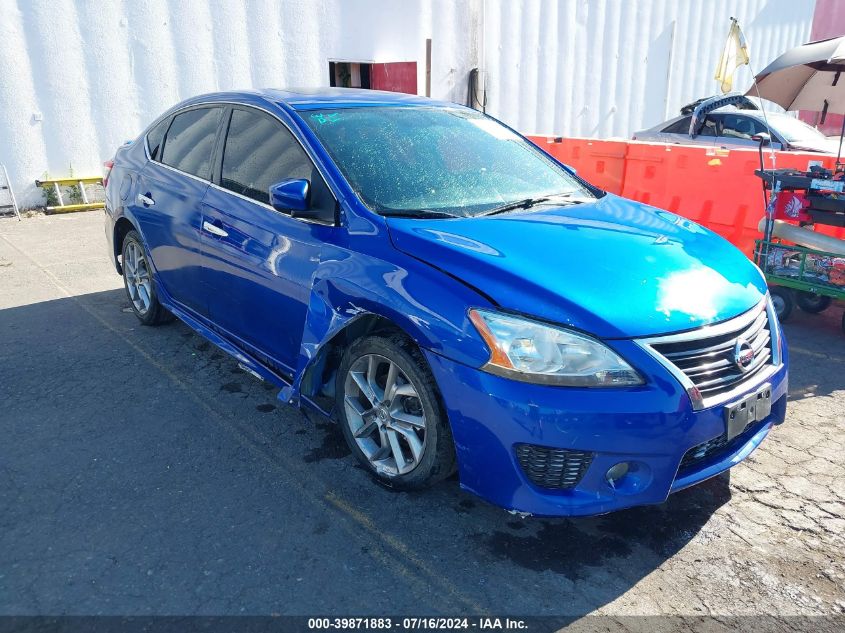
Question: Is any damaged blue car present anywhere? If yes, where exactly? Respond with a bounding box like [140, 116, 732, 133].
[105, 88, 788, 516]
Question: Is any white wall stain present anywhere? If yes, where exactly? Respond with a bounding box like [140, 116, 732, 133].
[1, 0, 814, 207]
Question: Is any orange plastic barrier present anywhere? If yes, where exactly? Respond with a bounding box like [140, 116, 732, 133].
[528, 136, 627, 195]
[528, 135, 845, 257]
[622, 142, 767, 255]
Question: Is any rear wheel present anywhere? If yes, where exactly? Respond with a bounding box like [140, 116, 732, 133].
[796, 291, 832, 314]
[336, 334, 456, 490]
[769, 287, 794, 322]
[121, 230, 173, 325]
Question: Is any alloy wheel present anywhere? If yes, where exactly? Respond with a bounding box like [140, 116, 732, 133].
[124, 241, 152, 316]
[343, 353, 427, 476]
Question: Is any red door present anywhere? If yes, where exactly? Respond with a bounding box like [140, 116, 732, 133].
[370, 62, 418, 95]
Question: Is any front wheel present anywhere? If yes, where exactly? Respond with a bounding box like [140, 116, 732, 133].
[336, 334, 456, 490]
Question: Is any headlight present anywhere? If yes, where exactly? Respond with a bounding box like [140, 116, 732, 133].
[468, 309, 643, 387]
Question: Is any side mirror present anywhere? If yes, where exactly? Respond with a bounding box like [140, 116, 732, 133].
[752, 132, 771, 146]
[270, 179, 310, 213]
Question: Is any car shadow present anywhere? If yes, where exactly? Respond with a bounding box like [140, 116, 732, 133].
[389, 464, 733, 615]
[471, 472, 731, 580]
[0, 288, 771, 616]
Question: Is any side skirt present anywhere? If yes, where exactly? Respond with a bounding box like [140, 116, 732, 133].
[165, 301, 289, 388]
[161, 300, 333, 421]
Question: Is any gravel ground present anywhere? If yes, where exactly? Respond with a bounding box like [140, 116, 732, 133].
[0, 213, 843, 624]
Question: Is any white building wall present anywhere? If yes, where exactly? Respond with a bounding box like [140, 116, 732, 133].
[0, 0, 816, 207]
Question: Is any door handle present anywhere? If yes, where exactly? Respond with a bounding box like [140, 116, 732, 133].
[136, 193, 155, 207]
[202, 220, 228, 238]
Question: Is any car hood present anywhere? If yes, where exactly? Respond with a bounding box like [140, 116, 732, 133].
[786, 137, 841, 154]
[386, 194, 767, 338]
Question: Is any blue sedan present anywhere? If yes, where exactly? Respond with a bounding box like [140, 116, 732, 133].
[104, 88, 788, 516]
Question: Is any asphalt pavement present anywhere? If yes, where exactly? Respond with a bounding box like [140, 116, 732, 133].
[1, 213, 843, 619]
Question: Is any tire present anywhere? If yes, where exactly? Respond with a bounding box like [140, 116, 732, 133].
[769, 286, 794, 323]
[795, 291, 832, 314]
[121, 230, 173, 325]
[335, 334, 456, 490]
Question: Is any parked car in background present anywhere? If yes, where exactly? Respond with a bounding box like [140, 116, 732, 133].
[634, 94, 839, 153]
[104, 88, 788, 517]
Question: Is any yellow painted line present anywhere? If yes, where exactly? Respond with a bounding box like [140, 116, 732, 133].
[0, 232, 485, 614]
[325, 491, 486, 613]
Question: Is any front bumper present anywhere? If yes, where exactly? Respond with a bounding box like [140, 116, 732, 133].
[424, 337, 788, 517]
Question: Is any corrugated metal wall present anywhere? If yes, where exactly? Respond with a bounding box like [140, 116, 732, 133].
[0, 0, 816, 207]
[485, 0, 816, 137]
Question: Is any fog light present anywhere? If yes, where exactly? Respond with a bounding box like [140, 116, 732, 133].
[604, 461, 653, 494]
[605, 462, 630, 487]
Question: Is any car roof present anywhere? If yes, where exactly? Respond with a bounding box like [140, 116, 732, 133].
[178, 87, 456, 112]
[680, 94, 759, 116]
[676, 105, 761, 117]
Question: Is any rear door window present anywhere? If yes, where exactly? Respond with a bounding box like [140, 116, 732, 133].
[160, 107, 223, 179]
[220, 107, 334, 213]
[146, 117, 171, 161]
[662, 117, 691, 134]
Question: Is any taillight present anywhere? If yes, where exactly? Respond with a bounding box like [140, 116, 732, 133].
[103, 159, 114, 188]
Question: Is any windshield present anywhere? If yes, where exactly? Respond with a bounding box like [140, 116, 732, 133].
[771, 115, 826, 142]
[303, 106, 595, 217]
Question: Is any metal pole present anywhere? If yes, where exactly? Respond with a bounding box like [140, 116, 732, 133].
[425, 38, 431, 98]
[737, 20, 777, 169]
[53, 182, 63, 207]
[2, 164, 20, 221]
[663, 20, 677, 121]
[836, 114, 845, 172]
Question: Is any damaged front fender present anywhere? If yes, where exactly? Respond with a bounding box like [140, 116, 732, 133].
[279, 245, 494, 409]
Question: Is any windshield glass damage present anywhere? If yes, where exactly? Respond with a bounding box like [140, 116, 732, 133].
[304, 106, 596, 218]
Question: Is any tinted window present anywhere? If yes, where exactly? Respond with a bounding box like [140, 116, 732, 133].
[697, 117, 718, 137]
[146, 117, 170, 161]
[221, 108, 333, 213]
[663, 117, 691, 134]
[718, 114, 768, 140]
[160, 107, 223, 179]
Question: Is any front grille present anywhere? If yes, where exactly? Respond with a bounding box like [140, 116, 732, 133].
[647, 303, 774, 403]
[678, 420, 764, 472]
[515, 444, 594, 490]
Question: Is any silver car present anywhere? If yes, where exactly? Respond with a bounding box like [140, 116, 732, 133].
[634, 94, 839, 154]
